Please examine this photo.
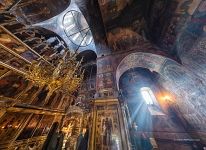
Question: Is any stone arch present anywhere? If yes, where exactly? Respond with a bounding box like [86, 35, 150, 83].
[116, 52, 171, 90]
[116, 52, 206, 132]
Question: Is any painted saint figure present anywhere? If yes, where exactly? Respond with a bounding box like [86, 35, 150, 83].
[102, 118, 112, 149]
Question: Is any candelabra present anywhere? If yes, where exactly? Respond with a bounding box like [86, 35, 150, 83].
[26, 50, 84, 96]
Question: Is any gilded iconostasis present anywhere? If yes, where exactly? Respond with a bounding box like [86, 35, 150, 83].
[1, 0, 206, 150]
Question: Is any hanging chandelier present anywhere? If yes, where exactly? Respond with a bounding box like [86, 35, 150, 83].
[25, 50, 84, 96]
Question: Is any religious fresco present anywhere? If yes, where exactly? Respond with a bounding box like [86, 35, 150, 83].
[160, 0, 206, 56]
[98, 0, 177, 55]
[116, 51, 206, 133]
[160, 60, 193, 86]
[97, 73, 114, 90]
[98, 0, 130, 23]
[96, 73, 115, 98]
[181, 42, 206, 79]
[96, 56, 116, 98]
[0, 72, 29, 98]
[0, 112, 30, 144]
[107, 28, 142, 52]
[97, 57, 113, 74]
[159, 59, 206, 130]
[116, 52, 167, 89]
[13, 0, 70, 24]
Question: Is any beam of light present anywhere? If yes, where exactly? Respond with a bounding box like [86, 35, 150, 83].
[130, 101, 144, 123]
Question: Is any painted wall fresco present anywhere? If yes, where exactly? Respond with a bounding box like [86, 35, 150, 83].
[107, 28, 143, 52]
[116, 52, 167, 90]
[116, 52, 206, 136]
[96, 56, 116, 98]
[160, 0, 205, 56]
[13, 0, 70, 24]
[98, 0, 177, 56]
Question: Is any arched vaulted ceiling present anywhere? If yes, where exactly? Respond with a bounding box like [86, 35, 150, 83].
[5, 0, 205, 67]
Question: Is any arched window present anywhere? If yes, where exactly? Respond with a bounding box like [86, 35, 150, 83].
[140, 87, 156, 105]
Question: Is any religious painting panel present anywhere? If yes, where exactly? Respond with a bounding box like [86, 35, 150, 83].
[19, 85, 40, 104]
[33, 115, 55, 137]
[0, 72, 29, 98]
[14, 0, 70, 24]
[6, 57, 29, 71]
[96, 73, 114, 91]
[21, 50, 39, 62]
[0, 27, 29, 54]
[94, 105, 123, 150]
[16, 114, 43, 140]
[38, 48, 54, 57]
[53, 92, 63, 109]
[0, 0, 18, 12]
[44, 92, 57, 108]
[0, 65, 9, 77]
[59, 96, 70, 111]
[0, 112, 30, 144]
[32, 86, 49, 106]
[0, 47, 14, 62]
[62, 114, 82, 149]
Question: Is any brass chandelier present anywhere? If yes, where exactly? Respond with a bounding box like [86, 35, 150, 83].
[26, 51, 84, 96]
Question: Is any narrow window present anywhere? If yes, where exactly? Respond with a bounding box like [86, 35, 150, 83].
[140, 87, 156, 105]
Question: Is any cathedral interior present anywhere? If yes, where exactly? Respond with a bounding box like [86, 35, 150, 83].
[0, 0, 206, 150]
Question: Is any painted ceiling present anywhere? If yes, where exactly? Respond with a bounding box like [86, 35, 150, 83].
[8, 0, 206, 62]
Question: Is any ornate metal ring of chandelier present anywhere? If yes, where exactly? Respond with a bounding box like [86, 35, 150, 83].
[25, 50, 84, 96]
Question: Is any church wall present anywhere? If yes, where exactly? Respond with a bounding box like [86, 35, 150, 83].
[115, 52, 206, 144]
[93, 1, 206, 146]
